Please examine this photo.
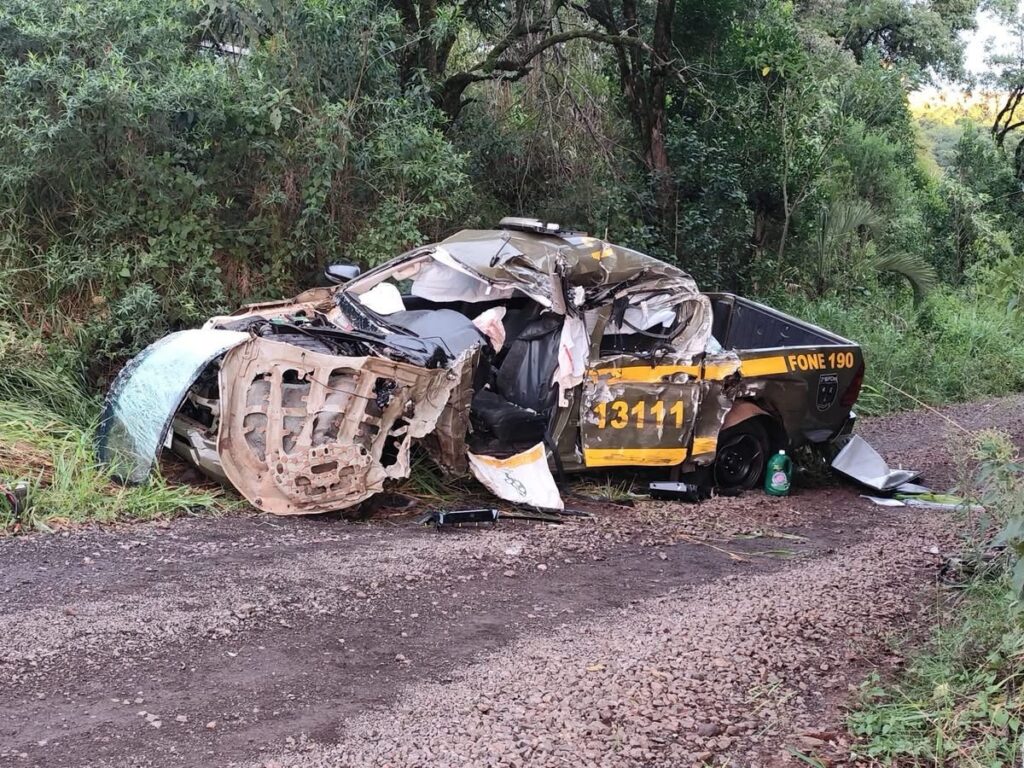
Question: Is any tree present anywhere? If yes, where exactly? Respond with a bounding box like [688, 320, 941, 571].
[578, 0, 679, 217]
[988, 13, 1024, 175]
[389, 0, 648, 121]
[827, 0, 981, 78]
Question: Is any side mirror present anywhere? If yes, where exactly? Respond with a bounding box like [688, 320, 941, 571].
[325, 264, 361, 284]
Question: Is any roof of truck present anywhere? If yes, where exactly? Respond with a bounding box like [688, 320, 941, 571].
[439, 224, 693, 292]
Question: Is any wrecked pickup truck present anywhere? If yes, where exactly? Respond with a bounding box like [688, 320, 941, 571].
[97, 217, 863, 514]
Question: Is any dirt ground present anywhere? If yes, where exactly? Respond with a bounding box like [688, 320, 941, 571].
[1, 396, 1022, 768]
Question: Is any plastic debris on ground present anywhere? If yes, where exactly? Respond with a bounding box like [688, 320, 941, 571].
[466, 443, 564, 510]
[860, 492, 984, 513]
[831, 434, 920, 492]
[416, 508, 500, 527]
[648, 481, 709, 503]
[859, 495, 906, 507]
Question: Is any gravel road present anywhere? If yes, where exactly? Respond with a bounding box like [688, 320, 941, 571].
[1, 395, 1022, 768]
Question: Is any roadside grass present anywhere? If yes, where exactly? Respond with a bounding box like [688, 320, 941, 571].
[0, 387, 228, 534]
[394, 449, 470, 504]
[0, 318, 233, 532]
[849, 579, 1023, 766]
[847, 430, 1024, 766]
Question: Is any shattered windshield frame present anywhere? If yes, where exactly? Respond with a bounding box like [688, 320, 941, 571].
[96, 329, 249, 483]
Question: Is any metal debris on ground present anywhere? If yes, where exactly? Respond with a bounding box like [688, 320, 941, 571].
[648, 481, 709, 503]
[416, 508, 500, 527]
[860, 492, 984, 513]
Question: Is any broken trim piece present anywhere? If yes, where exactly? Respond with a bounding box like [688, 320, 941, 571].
[831, 435, 920, 492]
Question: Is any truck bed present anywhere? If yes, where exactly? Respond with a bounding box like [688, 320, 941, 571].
[706, 293, 852, 351]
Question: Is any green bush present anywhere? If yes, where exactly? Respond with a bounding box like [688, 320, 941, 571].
[850, 580, 1024, 766]
[0, 0, 468, 377]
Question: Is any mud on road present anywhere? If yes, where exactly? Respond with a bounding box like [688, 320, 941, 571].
[1, 396, 1022, 768]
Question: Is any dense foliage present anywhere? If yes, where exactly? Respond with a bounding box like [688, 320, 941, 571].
[1, 0, 1023, 401]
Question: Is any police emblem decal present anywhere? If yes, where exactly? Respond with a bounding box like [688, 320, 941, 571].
[817, 373, 839, 411]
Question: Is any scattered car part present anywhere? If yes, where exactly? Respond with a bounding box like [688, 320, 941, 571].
[860, 495, 907, 507]
[893, 481, 931, 494]
[416, 508, 500, 526]
[500, 508, 566, 524]
[831, 434, 920, 492]
[467, 442, 563, 510]
[649, 481, 708, 503]
[896, 493, 984, 512]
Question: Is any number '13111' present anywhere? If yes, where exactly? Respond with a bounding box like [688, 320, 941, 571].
[593, 400, 684, 429]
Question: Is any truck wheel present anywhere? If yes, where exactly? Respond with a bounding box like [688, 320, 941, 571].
[713, 420, 769, 491]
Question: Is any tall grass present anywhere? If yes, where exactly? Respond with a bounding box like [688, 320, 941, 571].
[0, 398, 228, 533]
[0, 343, 228, 532]
[781, 288, 1024, 415]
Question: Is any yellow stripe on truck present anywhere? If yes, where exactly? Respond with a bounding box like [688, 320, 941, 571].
[701, 361, 742, 380]
[586, 365, 702, 384]
[738, 355, 789, 376]
[468, 442, 546, 469]
[583, 447, 688, 467]
[690, 437, 718, 455]
[589, 357, 791, 384]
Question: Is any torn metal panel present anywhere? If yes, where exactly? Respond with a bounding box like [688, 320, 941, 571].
[412, 247, 516, 303]
[204, 287, 337, 330]
[216, 338, 463, 515]
[420, 349, 478, 474]
[467, 443, 564, 510]
[831, 435, 920, 491]
[434, 230, 704, 311]
[689, 382, 734, 463]
[97, 329, 249, 483]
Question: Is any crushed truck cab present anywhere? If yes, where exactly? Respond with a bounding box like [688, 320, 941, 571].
[98, 218, 863, 513]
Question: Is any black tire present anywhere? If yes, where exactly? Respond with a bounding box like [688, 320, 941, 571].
[713, 419, 770, 491]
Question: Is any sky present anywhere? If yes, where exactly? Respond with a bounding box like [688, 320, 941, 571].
[910, 6, 1019, 101]
[962, 7, 1019, 80]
